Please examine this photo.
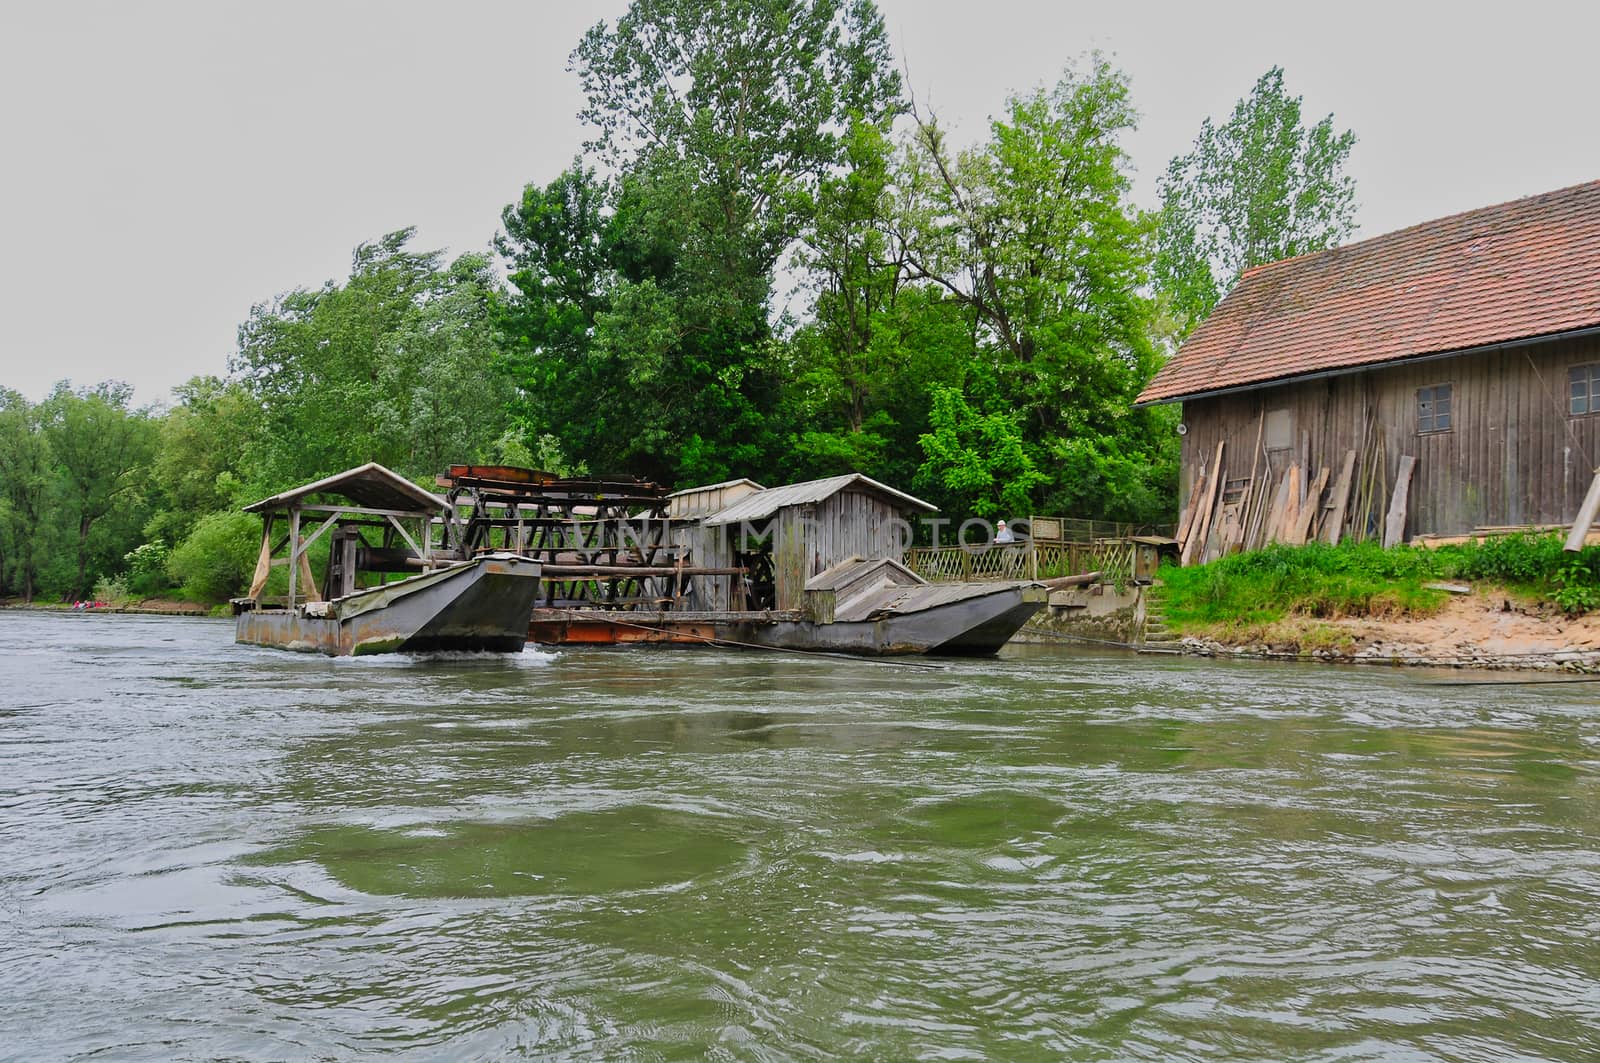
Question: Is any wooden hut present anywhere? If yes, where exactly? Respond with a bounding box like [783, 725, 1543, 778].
[239, 462, 447, 608]
[1138, 179, 1600, 550]
[696, 474, 936, 610]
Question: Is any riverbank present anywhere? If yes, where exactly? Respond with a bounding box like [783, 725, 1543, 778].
[1170, 590, 1600, 671]
[0, 598, 212, 617]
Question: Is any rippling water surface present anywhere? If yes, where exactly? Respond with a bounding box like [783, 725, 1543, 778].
[3, 611, 1599, 1060]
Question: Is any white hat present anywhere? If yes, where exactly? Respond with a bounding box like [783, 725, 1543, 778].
[997, 520, 1006, 526]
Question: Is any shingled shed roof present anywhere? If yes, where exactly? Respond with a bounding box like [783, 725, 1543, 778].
[1137, 179, 1600, 405]
[242, 462, 447, 515]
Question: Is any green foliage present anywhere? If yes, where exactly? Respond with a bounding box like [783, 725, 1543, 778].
[1161, 542, 1447, 628]
[1155, 66, 1358, 330]
[233, 230, 512, 485]
[895, 55, 1176, 523]
[1444, 531, 1566, 585]
[92, 574, 131, 606]
[498, 0, 903, 486]
[914, 385, 1046, 519]
[40, 381, 159, 600]
[123, 540, 172, 597]
[5, 21, 1370, 596]
[1552, 558, 1600, 615]
[0, 387, 54, 600]
[145, 376, 262, 546]
[168, 510, 260, 603]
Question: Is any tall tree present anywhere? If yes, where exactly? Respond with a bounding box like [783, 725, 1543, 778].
[1155, 66, 1358, 329]
[39, 382, 158, 599]
[495, 0, 904, 485]
[0, 389, 54, 601]
[897, 56, 1175, 522]
[784, 119, 972, 487]
[145, 375, 264, 547]
[234, 229, 511, 484]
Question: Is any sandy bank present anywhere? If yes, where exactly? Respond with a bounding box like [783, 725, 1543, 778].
[1178, 592, 1600, 671]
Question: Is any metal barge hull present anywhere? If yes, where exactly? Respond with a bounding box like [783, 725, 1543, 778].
[237, 554, 543, 656]
[528, 581, 1047, 657]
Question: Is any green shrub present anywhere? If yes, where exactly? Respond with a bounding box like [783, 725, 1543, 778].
[168, 510, 260, 603]
[92, 574, 130, 606]
[1160, 541, 1451, 627]
[123, 540, 173, 597]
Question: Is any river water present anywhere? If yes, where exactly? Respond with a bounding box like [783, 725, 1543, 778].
[2, 611, 1598, 1060]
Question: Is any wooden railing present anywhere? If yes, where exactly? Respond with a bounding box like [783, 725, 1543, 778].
[905, 538, 1134, 585]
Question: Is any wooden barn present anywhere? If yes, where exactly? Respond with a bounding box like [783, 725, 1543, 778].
[1137, 179, 1600, 559]
[692, 474, 936, 610]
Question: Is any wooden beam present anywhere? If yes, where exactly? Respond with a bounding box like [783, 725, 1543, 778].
[1181, 440, 1225, 567]
[1289, 467, 1330, 545]
[1383, 455, 1417, 548]
[1176, 462, 1206, 549]
[1264, 471, 1291, 545]
[1322, 450, 1358, 546]
[298, 551, 322, 603]
[541, 564, 745, 578]
[296, 503, 443, 520]
[1565, 467, 1600, 551]
[298, 510, 344, 555]
[287, 508, 300, 608]
[1234, 410, 1265, 555]
[385, 514, 423, 558]
[1278, 464, 1302, 543]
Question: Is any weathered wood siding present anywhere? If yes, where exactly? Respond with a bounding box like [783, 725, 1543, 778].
[771, 490, 912, 610]
[1177, 333, 1600, 538]
[675, 521, 738, 609]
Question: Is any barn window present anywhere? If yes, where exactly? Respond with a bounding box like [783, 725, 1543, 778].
[1569, 363, 1600, 415]
[1264, 408, 1292, 450]
[1417, 384, 1452, 433]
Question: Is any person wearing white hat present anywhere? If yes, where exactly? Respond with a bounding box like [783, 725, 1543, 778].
[994, 519, 1014, 543]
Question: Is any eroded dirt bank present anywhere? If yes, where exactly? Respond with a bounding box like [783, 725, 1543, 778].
[1180, 593, 1600, 671]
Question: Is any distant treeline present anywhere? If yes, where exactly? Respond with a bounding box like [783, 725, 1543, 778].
[0, 3, 1356, 604]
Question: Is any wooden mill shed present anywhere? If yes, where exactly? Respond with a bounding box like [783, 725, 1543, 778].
[698, 474, 937, 610]
[666, 478, 765, 520]
[1138, 179, 1600, 546]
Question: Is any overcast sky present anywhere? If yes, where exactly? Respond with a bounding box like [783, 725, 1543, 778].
[3, 0, 1598, 406]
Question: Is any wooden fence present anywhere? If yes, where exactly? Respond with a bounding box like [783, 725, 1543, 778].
[905, 538, 1134, 585]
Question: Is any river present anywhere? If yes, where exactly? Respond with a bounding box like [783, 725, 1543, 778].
[2, 610, 1598, 1060]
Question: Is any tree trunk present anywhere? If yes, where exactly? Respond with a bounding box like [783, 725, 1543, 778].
[75, 515, 91, 601]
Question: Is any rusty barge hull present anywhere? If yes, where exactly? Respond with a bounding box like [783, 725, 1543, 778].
[237, 554, 542, 656]
[528, 581, 1047, 657]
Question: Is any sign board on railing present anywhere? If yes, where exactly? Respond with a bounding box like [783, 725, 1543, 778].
[1030, 516, 1062, 541]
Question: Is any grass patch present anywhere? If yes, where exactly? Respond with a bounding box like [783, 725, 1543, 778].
[1158, 533, 1600, 633]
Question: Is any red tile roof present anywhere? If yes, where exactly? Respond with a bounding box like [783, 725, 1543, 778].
[1136, 179, 1600, 404]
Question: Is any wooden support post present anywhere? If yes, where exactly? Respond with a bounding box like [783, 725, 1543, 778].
[1383, 455, 1417, 548]
[1564, 467, 1600, 551]
[287, 507, 300, 608]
